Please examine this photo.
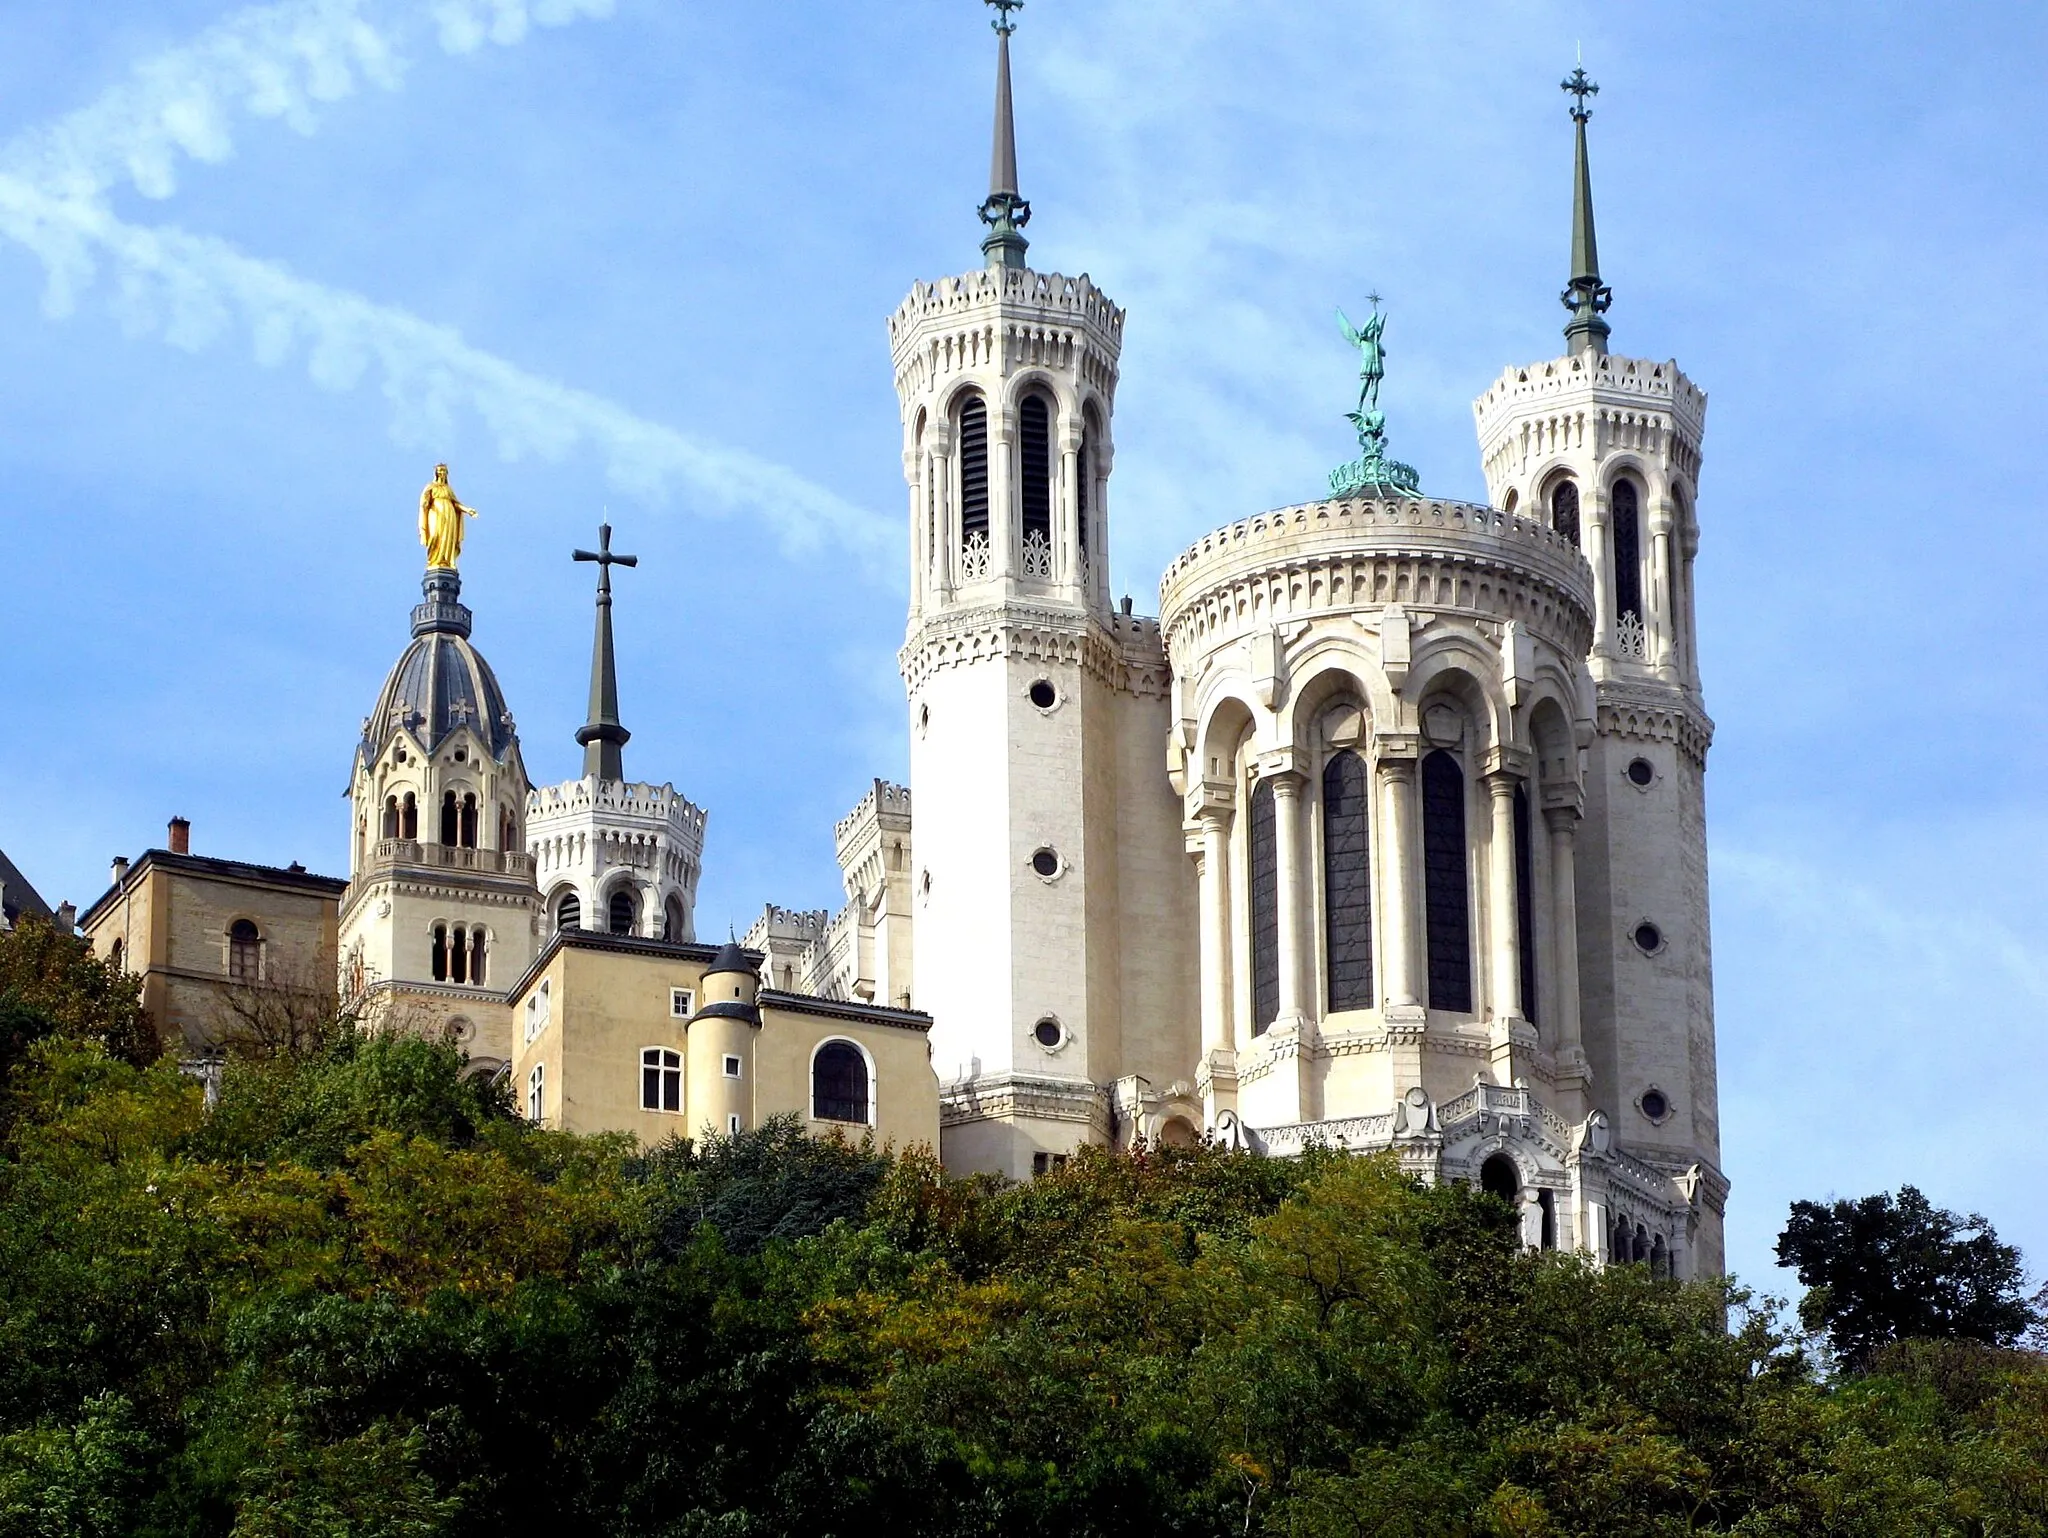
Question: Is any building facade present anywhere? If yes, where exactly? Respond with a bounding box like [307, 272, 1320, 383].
[744, 25, 1728, 1273]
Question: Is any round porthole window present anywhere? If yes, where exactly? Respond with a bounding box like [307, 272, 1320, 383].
[1633, 921, 1663, 954]
[1033, 1017, 1064, 1050]
[1639, 1088, 1670, 1122]
[1626, 757, 1655, 787]
[1031, 848, 1060, 878]
[1028, 679, 1058, 710]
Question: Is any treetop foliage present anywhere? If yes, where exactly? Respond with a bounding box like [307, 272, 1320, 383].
[0, 919, 2042, 1535]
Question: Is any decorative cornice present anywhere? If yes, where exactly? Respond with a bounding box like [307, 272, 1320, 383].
[940, 1071, 1107, 1131]
[757, 987, 933, 1035]
[1594, 681, 1715, 765]
[900, 601, 1169, 698]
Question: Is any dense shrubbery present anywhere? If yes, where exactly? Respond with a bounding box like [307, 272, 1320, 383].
[1, 920, 2044, 1536]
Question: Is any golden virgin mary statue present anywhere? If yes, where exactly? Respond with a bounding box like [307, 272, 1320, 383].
[419, 463, 478, 569]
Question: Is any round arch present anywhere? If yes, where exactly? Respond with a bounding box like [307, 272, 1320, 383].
[808, 1036, 877, 1127]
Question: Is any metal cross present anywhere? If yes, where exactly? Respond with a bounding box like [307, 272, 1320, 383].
[986, 0, 1022, 36]
[1562, 65, 1598, 124]
[1366, 289, 1383, 310]
[573, 521, 638, 597]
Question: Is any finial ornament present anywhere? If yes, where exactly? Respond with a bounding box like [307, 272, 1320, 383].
[979, 0, 1031, 268]
[418, 463, 478, 570]
[1559, 63, 1613, 353]
[1329, 296, 1421, 499]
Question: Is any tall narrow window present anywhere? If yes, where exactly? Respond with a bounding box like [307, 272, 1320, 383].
[663, 894, 686, 944]
[400, 793, 417, 840]
[812, 1041, 870, 1124]
[1248, 777, 1278, 1035]
[460, 793, 478, 849]
[556, 892, 581, 931]
[1421, 749, 1472, 1012]
[1019, 394, 1052, 577]
[440, 790, 459, 845]
[1550, 479, 1580, 544]
[641, 1047, 682, 1113]
[382, 796, 398, 838]
[449, 925, 469, 985]
[228, 919, 261, 982]
[1321, 749, 1373, 1011]
[470, 927, 487, 985]
[608, 888, 636, 936]
[1076, 436, 1091, 573]
[958, 394, 989, 577]
[527, 1063, 544, 1123]
[1513, 781, 1537, 1024]
[1612, 478, 1643, 635]
[430, 923, 448, 982]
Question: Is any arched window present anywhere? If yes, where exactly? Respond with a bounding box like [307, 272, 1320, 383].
[449, 925, 469, 984]
[1480, 1153, 1519, 1203]
[662, 894, 686, 944]
[431, 923, 449, 982]
[1549, 479, 1580, 544]
[441, 790, 459, 845]
[1248, 777, 1278, 1036]
[459, 793, 478, 849]
[1078, 407, 1098, 574]
[469, 926, 487, 985]
[556, 891, 581, 932]
[400, 793, 418, 840]
[527, 1063, 545, 1122]
[1019, 393, 1052, 577]
[381, 795, 399, 838]
[1612, 478, 1644, 641]
[109, 938, 124, 972]
[1513, 781, 1536, 1025]
[957, 394, 989, 576]
[1421, 749, 1472, 1012]
[811, 1040, 870, 1124]
[1538, 1188, 1557, 1250]
[641, 1047, 682, 1113]
[608, 888, 637, 936]
[1650, 1233, 1669, 1279]
[500, 806, 518, 851]
[228, 919, 261, 982]
[1321, 749, 1373, 1011]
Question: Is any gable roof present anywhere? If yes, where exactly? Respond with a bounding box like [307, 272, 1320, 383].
[0, 847, 54, 928]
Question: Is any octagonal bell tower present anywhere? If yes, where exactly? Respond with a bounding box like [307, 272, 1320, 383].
[892, 1, 1196, 1177]
[1470, 70, 1724, 1272]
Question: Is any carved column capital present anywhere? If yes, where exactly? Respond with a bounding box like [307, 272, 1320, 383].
[1255, 747, 1309, 785]
[1482, 745, 1532, 782]
[1185, 777, 1236, 824]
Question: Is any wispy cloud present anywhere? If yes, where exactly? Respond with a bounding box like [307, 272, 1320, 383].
[0, 0, 890, 563]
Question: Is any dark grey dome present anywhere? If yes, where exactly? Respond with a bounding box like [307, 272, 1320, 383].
[359, 570, 519, 767]
[706, 940, 753, 977]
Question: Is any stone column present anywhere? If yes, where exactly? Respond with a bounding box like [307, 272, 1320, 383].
[993, 414, 1016, 581]
[932, 434, 956, 601]
[1058, 423, 1082, 594]
[1543, 803, 1584, 1058]
[1585, 487, 1613, 661]
[1270, 769, 1310, 1032]
[1198, 807, 1235, 1057]
[1376, 752, 1421, 1011]
[1649, 497, 1677, 679]
[1484, 772, 1524, 1024]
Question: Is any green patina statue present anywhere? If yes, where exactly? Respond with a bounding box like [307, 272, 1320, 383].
[1329, 296, 1421, 499]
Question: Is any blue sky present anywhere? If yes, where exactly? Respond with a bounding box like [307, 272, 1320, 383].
[2, 0, 2044, 1297]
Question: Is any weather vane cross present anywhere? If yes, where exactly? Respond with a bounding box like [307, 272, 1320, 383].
[573, 521, 638, 597]
[986, 0, 1022, 35]
[1562, 65, 1598, 123]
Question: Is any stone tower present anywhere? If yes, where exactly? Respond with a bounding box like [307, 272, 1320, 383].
[1470, 69, 1722, 1271]
[891, 1, 1196, 1176]
[340, 522, 541, 1075]
[526, 522, 707, 946]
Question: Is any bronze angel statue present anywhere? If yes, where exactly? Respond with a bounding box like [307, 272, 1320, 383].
[1337, 304, 1387, 420]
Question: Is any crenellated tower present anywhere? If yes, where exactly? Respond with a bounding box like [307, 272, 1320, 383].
[1470, 68, 1723, 1271]
[891, 0, 1197, 1176]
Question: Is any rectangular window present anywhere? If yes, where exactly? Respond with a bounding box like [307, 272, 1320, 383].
[669, 987, 693, 1019]
[641, 1047, 682, 1113]
[722, 1054, 742, 1080]
[524, 979, 551, 1042]
[727, 1113, 742, 1135]
[526, 1063, 544, 1123]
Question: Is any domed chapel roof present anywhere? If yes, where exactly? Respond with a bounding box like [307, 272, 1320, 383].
[359, 569, 519, 769]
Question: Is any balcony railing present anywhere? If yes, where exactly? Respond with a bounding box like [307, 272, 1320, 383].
[370, 839, 531, 877]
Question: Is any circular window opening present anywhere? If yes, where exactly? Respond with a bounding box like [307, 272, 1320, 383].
[1640, 1089, 1670, 1121]
[1033, 1017, 1063, 1049]
[394, 747, 407, 764]
[1028, 679, 1058, 710]
[1031, 848, 1060, 878]
[1626, 757, 1654, 787]
[1633, 922, 1663, 954]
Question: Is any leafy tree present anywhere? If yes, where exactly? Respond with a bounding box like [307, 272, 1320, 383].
[1777, 1185, 2043, 1370]
[0, 918, 156, 1090]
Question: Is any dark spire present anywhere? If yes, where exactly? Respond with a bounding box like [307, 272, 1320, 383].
[978, 0, 1031, 270]
[1560, 65, 1612, 355]
[572, 522, 637, 781]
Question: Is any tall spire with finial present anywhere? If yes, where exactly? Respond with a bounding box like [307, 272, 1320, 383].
[1560, 64, 1613, 355]
[572, 522, 637, 781]
[978, 0, 1031, 270]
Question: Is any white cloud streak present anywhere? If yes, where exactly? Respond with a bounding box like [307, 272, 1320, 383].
[0, 0, 889, 563]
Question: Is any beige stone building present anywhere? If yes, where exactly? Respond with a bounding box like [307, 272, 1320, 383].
[79, 817, 347, 1051]
[507, 931, 937, 1148]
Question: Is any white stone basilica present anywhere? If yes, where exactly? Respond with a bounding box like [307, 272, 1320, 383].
[332, 16, 1726, 1277]
[748, 23, 1727, 1275]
